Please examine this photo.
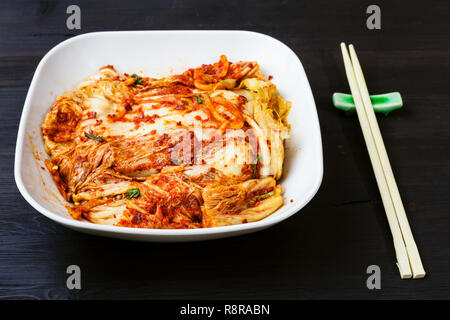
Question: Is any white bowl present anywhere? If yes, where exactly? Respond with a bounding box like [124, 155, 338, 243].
[14, 30, 322, 242]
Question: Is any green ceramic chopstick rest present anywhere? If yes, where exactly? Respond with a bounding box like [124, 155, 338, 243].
[332, 92, 403, 115]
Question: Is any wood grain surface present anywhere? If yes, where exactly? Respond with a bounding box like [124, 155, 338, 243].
[0, 0, 449, 299]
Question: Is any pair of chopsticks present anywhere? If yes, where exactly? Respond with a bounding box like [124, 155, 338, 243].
[340, 43, 425, 279]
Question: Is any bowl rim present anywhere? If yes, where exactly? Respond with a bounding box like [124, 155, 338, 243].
[14, 30, 323, 237]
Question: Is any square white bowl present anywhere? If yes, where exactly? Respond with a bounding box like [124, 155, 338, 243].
[14, 30, 322, 242]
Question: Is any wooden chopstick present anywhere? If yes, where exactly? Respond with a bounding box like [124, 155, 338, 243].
[340, 43, 412, 279]
[348, 44, 426, 278]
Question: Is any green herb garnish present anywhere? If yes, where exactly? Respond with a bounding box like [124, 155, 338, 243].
[257, 191, 274, 200]
[253, 156, 260, 178]
[84, 132, 103, 142]
[195, 95, 204, 104]
[132, 74, 143, 85]
[126, 188, 140, 199]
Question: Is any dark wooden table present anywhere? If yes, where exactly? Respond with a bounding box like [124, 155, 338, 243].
[1, 0, 448, 300]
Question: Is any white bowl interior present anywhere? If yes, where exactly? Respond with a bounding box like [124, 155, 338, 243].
[15, 31, 322, 240]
